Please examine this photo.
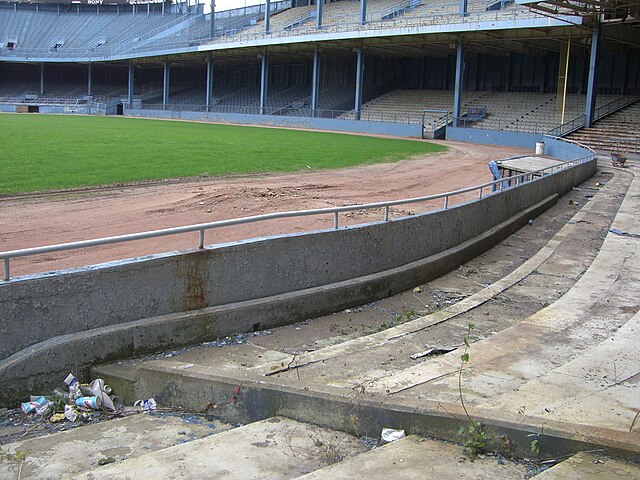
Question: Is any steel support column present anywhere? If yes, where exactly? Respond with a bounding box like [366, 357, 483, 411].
[260, 53, 269, 115]
[128, 62, 134, 109]
[460, 0, 468, 16]
[354, 47, 364, 120]
[87, 63, 92, 96]
[360, 0, 366, 25]
[40, 63, 45, 95]
[163, 63, 170, 110]
[206, 53, 213, 112]
[264, 0, 271, 33]
[311, 47, 320, 116]
[585, 22, 600, 128]
[210, 0, 215, 38]
[453, 39, 464, 127]
[317, 0, 323, 28]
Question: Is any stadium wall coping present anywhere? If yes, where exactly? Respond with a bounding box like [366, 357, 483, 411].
[125, 109, 424, 137]
[0, 153, 596, 404]
[0, 104, 104, 115]
[446, 127, 587, 161]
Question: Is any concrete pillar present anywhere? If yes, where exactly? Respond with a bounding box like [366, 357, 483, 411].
[206, 53, 213, 111]
[360, 0, 367, 25]
[460, 0, 468, 17]
[585, 22, 600, 128]
[453, 39, 464, 127]
[128, 62, 134, 109]
[162, 1, 165, 17]
[39, 63, 45, 95]
[264, 0, 271, 33]
[87, 63, 92, 96]
[260, 53, 269, 114]
[311, 47, 320, 116]
[354, 47, 364, 120]
[210, 0, 215, 38]
[317, 0, 323, 29]
[163, 63, 170, 110]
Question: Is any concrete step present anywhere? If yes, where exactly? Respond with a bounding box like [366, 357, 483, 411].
[0, 412, 232, 479]
[89, 170, 640, 461]
[531, 451, 640, 479]
[77, 416, 369, 479]
[296, 435, 529, 479]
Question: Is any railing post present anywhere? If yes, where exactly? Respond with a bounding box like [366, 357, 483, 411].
[384, 206, 389, 221]
[334, 212, 339, 229]
[199, 229, 205, 249]
[479, 186, 483, 198]
[444, 196, 449, 209]
[3, 258, 9, 282]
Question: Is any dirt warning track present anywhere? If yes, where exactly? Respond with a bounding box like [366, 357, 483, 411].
[0, 140, 527, 277]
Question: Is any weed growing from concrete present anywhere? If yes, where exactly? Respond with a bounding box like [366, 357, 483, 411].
[630, 410, 640, 433]
[0, 447, 29, 479]
[456, 323, 490, 460]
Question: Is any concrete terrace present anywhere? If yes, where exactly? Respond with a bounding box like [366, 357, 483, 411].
[1, 159, 639, 477]
[86, 158, 640, 467]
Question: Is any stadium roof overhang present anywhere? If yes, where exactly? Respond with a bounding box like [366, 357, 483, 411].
[2, 7, 638, 66]
[516, 0, 640, 26]
[104, 20, 637, 69]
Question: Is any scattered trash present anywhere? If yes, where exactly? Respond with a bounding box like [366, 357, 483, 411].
[134, 398, 157, 413]
[76, 396, 102, 410]
[18, 372, 128, 427]
[410, 346, 459, 360]
[21, 396, 49, 414]
[527, 219, 534, 226]
[413, 286, 423, 293]
[610, 229, 640, 239]
[49, 413, 66, 423]
[381, 428, 406, 444]
[64, 404, 79, 422]
[584, 194, 593, 199]
[98, 456, 116, 466]
[569, 200, 580, 206]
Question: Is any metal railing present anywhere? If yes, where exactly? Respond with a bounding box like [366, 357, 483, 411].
[136, 103, 433, 123]
[0, 154, 594, 282]
[593, 95, 640, 122]
[547, 96, 640, 137]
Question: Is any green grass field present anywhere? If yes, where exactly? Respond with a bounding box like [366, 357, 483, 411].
[0, 114, 447, 194]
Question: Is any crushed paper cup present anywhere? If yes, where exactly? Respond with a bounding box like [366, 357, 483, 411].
[134, 398, 157, 412]
[35, 400, 54, 416]
[75, 396, 102, 410]
[90, 379, 105, 394]
[64, 373, 78, 388]
[381, 428, 406, 444]
[87, 379, 116, 412]
[21, 396, 47, 414]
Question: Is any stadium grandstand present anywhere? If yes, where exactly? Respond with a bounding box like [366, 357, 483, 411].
[0, 0, 639, 151]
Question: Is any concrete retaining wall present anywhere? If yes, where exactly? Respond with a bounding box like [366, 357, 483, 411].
[446, 127, 589, 161]
[0, 157, 596, 404]
[0, 104, 105, 115]
[125, 109, 424, 137]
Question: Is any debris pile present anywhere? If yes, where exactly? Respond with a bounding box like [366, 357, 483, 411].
[19, 372, 155, 426]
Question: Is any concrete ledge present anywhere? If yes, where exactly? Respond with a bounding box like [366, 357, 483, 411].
[0, 194, 557, 405]
[125, 359, 640, 462]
